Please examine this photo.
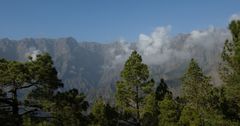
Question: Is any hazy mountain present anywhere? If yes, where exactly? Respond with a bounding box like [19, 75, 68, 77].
[0, 27, 230, 101]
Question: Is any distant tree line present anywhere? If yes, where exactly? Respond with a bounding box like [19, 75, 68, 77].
[0, 20, 240, 126]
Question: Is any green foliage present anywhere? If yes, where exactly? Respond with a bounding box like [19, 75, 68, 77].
[220, 20, 240, 121]
[178, 104, 201, 126]
[91, 98, 106, 126]
[141, 93, 158, 126]
[179, 59, 224, 126]
[156, 78, 171, 101]
[0, 53, 63, 126]
[158, 94, 179, 126]
[26, 53, 63, 100]
[181, 59, 212, 107]
[116, 50, 154, 126]
[50, 89, 89, 126]
[90, 98, 118, 126]
[179, 103, 235, 126]
[22, 89, 90, 126]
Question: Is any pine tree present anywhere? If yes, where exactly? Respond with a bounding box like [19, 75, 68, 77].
[146, 78, 173, 126]
[0, 53, 63, 126]
[179, 59, 215, 126]
[181, 59, 212, 105]
[220, 20, 240, 121]
[156, 78, 170, 101]
[115, 50, 154, 126]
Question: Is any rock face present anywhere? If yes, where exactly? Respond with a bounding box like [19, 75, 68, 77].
[0, 28, 230, 101]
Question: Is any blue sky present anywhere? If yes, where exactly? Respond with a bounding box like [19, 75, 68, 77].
[0, 0, 239, 42]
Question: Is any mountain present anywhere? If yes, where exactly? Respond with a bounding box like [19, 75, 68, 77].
[0, 28, 230, 101]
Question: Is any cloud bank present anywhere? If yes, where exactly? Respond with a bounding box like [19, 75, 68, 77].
[107, 25, 230, 69]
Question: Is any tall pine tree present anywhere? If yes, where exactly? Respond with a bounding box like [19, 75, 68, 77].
[179, 59, 217, 126]
[0, 53, 63, 126]
[220, 20, 240, 121]
[116, 50, 154, 126]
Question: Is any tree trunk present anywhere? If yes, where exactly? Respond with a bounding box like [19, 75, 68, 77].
[136, 85, 141, 126]
[12, 89, 22, 126]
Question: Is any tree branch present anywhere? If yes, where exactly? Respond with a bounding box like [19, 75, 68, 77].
[17, 82, 39, 90]
[20, 108, 39, 116]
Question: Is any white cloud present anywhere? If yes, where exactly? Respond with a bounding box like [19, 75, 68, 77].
[229, 13, 240, 21]
[25, 47, 42, 61]
[136, 26, 186, 65]
[106, 25, 230, 69]
[105, 12, 240, 72]
[137, 26, 171, 56]
[31, 50, 42, 61]
[185, 26, 229, 49]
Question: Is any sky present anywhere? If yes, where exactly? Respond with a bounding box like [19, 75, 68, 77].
[0, 0, 239, 42]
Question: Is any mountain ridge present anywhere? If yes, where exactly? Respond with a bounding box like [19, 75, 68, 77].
[0, 28, 229, 101]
